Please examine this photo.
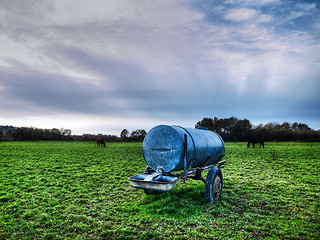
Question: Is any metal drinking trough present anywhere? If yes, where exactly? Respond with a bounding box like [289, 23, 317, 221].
[129, 125, 226, 203]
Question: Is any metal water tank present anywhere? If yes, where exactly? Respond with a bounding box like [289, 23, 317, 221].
[143, 125, 225, 173]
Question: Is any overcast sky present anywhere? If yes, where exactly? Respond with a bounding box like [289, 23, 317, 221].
[0, 0, 319, 135]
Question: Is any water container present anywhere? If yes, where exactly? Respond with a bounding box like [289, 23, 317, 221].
[143, 125, 225, 173]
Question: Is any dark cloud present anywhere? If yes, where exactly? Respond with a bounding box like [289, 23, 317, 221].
[0, 62, 112, 115]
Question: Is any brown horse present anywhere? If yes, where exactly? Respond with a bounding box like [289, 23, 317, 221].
[97, 138, 106, 148]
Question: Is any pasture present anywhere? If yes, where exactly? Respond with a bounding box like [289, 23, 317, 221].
[0, 141, 319, 239]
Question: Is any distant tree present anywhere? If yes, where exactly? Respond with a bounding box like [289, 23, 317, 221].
[51, 128, 62, 140]
[195, 118, 214, 130]
[1, 129, 7, 140]
[214, 117, 238, 141]
[292, 122, 299, 131]
[0, 126, 15, 140]
[297, 123, 311, 131]
[12, 127, 26, 140]
[281, 122, 291, 130]
[196, 116, 249, 141]
[253, 125, 269, 141]
[265, 122, 280, 130]
[212, 117, 222, 133]
[131, 129, 147, 141]
[120, 129, 130, 140]
[82, 134, 96, 141]
[195, 117, 320, 142]
[234, 119, 252, 141]
[61, 128, 72, 139]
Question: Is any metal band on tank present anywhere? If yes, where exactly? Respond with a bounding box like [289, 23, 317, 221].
[214, 131, 225, 153]
[173, 125, 196, 170]
[197, 129, 209, 160]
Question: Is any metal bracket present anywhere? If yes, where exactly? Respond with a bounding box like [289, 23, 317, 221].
[191, 168, 206, 183]
[217, 160, 226, 168]
[156, 166, 165, 174]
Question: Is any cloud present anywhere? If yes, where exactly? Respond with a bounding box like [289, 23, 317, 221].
[225, 8, 257, 22]
[297, 3, 316, 12]
[1, 0, 205, 75]
[256, 14, 273, 23]
[0, 0, 319, 133]
[224, 0, 280, 6]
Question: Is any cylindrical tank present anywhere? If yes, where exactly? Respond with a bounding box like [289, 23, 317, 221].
[143, 125, 225, 173]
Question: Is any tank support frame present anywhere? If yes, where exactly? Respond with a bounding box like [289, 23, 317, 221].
[165, 160, 226, 182]
[180, 133, 225, 184]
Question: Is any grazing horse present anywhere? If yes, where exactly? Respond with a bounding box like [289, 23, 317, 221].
[247, 139, 264, 148]
[97, 138, 106, 148]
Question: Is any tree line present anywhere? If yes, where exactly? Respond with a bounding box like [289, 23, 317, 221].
[0, 126, 73, 141]
[1, 117, 319, 142]
[73, 129, 147, 142]
[195, 117, 320, 142]
[0, 125, 147, 142]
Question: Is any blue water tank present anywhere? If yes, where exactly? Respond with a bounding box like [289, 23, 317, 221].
[143, 125, 225, 173]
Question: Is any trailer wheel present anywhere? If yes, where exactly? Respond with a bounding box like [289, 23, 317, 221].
[205, 167, 223, 203]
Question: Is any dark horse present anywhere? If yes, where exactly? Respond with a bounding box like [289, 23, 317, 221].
[247, 129, 266, 148]
[247, 139, 264, 148]
[97, 138, 106, 148]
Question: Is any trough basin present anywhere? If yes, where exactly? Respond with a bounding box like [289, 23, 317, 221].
[129, 173, 178, 192]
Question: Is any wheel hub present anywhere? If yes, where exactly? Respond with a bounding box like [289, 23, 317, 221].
[213, 175, 222, 200]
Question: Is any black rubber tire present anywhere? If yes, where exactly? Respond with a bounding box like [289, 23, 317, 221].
[205, 167, 223, 203]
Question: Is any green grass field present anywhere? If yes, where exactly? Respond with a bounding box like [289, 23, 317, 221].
[0, 141, 319, 239]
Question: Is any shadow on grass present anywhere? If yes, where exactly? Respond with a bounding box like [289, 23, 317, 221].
[133, 181, 207, 218]
[132, 177, 282, 221]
